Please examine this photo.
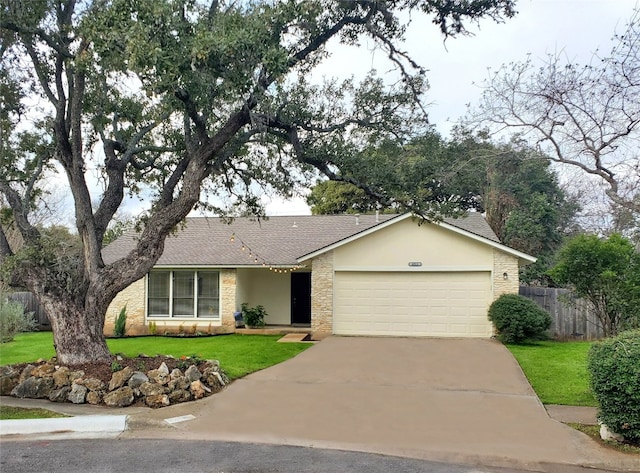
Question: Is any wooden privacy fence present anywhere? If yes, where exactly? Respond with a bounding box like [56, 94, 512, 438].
[6, 292, 51, 329]
[519, 286, 604, 340]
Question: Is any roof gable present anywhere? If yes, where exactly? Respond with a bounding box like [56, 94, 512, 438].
[298, 213, 536, 264]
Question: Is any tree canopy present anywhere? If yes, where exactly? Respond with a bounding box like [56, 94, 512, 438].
[306, 130, 578, 282]
[548, 234, 640, 336]
[0, 0, 516, 362]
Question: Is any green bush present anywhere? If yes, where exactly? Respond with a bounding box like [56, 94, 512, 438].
[488, 294, 552, 343]
[0, 296, 37, 343]
[113, 305, 127, 337]
[241, 302, 267, 328]
[588, 330, 640, 444]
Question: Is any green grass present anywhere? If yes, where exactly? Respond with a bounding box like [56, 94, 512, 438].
[506, 340, 597, 406]
[0, 332, 311, 379]
[0, 405, 68, 420]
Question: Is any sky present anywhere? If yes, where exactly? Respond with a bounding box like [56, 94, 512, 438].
[264, 0, 638, 215]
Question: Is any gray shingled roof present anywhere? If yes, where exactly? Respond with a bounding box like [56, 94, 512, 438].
[102, 212, 499, 267]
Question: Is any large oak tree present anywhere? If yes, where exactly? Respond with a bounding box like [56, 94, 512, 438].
[0, 0, 515, 363]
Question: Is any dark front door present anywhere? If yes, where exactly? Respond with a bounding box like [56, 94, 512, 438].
[291, 272, 311, 325]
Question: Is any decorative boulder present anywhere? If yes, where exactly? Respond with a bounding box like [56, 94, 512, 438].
[190, 380, 210, 400]
[86, 391, 102, 405]
[147, 368, 169, 385]
[18, 365, 35, 383]
[78, 377, 105, 392]
[127, 372, 149, 391]
[31, 363, 56, 377]
[169, 389, 192, 404]
[49, 386, 72, 403]
[68, 383, 88, 404]
[139, 381, 166, 397]
[600, 423, 625, 442]
[170, 368, 184, 380]
[0, 367, 20, 396]
[52, 366, 71, 388]
[108, 366, 134, 391]
[11, 376, 55, 399]
[168, 376, 190, 392]
[184, 365, 202, 382]
[104, 386, 135, 408]
[145, 394, 170, 408]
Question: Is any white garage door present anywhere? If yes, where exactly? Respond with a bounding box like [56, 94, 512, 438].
[333, 271, 493, 337]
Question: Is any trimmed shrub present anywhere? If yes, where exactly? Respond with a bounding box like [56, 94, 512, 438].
[114, 306, 127, 337]
[241, 302, 267, 328]
[588, 330, 640, 444]
[0, 296, 37, 342]
[488, 294, 552, 343]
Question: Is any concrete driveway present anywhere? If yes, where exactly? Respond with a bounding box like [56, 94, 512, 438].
[125, 337, 638, 471]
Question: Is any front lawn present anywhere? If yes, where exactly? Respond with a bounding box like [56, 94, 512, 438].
[506, 340, 596, 406]
[0, 332, 311, 379]
[0, 405, 68, 420]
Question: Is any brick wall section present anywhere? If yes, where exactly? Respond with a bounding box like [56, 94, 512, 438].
[221, 269, 237, 329]
[311, 251, 334, 336]
[493, 249, 520, 298]
[104, 277, 146, 336]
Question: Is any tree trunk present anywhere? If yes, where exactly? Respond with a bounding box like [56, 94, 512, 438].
[41, 295, 112, 364]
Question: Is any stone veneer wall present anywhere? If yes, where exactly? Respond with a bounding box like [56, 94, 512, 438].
[311, 251, 334, 336]
[492, 249, 520, 298]
[104, 278, 146, 336]
[220, 269, 237, 329]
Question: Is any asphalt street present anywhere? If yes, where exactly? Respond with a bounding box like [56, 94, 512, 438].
[0, 439, 576, 473]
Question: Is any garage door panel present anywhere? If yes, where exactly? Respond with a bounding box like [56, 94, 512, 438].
[333, 272, 493, 337]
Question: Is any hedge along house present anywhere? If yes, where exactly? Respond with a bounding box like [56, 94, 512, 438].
[102, 213, 535, 338]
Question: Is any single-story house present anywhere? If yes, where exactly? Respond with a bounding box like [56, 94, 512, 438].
[102, 212, 535, 338]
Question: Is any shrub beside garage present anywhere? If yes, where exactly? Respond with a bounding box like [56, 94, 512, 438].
[488, 294, 552, 343]
[588, 330, 640, 445]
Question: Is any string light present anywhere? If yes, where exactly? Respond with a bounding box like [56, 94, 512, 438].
[228, 233, 303, 274]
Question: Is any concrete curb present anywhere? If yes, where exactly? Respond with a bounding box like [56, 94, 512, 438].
[0, 415, 128, 437]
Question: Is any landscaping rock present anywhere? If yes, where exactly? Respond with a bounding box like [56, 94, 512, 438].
[145, 394, 170, 408]
[190, 380, 210, 399]
[0, 367, 20, 396]
[108, 366, 134, 391]
[147, 368, 169, 385]
[128, 371, 149, 390]
[68, 383, 88, 404]
[49, 386, 71, 402]
[168, 389, 192, 403]
[104, 386, 134, 408]
[139, 381, 166, 397]
[18, 365, 35, 383]
[184, 365, 202, 382]
[78, 377, 105, 392]
[31, 363, 56, 377]
[52, 366, 71, 388]
[2, 356, 227, 409]
[600, 423, 625, 442]
[86, 391, 102, 405]
[11, 376, 55, 399]
[168, 376, 190, 391]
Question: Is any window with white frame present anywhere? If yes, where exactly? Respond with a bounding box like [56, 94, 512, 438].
[147, 270, 220, 318]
